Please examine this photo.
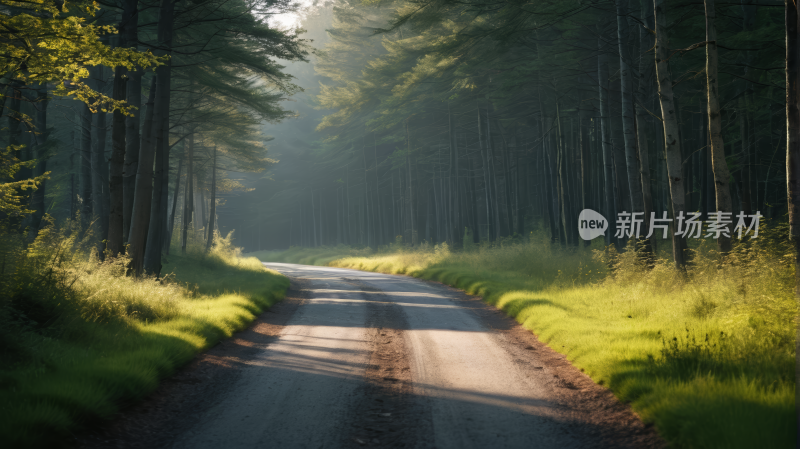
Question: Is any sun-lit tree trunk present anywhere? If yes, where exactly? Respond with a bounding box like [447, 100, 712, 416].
[704, 0, 734, 254]
[654, 0, 688, 268]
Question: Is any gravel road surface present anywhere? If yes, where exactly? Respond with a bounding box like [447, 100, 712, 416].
[80, 263, 664, 449]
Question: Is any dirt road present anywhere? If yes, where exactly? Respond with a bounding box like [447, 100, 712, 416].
[81, 263, 663, 449]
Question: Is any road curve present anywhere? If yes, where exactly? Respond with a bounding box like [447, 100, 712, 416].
[162, 263, 660, 449]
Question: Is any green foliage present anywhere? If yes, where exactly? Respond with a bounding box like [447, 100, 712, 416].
[0, 222, 289, 447]
[0, 0, 162, 111]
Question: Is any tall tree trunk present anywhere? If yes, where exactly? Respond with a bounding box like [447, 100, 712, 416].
[373, 134, 382, 245]
[181, 131, 194, 253]
[206, 146, 217, 251]
[166, 152, 183, 254]
[637, 0, 656, 253]
[448, 104, 460, 247]
[556, 102, 570, 245]
[598, 37, 617, 247]
[654, 0, 688, 268]
[121, 0, 140, 246]
[143, 0, 176, 275]
[704, 0, 734, 254]
[406, 120, 416, 245]
[739, 97, 753, 218]
[617, 0, 645, 225]
[362, 140, 371, 247]
[311, 187, 318, 247]
[108, 61, 128, 257]
[128, 75, 158, 275]
[80, 103, 93, 230]
[467, 156, 479, 242]
[543, 136, 559, 244]
[580, 108, 590, 246]
[487, 111, 503, 241]
[91, 67, 110, 259]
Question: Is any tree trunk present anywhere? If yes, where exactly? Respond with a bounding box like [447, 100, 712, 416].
[637, 0, 656, 253]
[206, 146, 216, 251]
[311, 187, 318, 247]
[598, 37, 617, 247]
[739, 96, 753, 218]
[617, 0, 645, 224]
[121, 0, 140, 246]
[142, 0, 176, 276]
[108, 63, 128, 257]
[448, 104, 460, 247]
[556, 102, 570, 245]
[181, 132, 194, 253]
[91, 67, 110, 259]
[166, 152, 183, 254]
[704, 0, 734, 254]
[654, 0, 688, 268]
[373, 134, 382, 245]
[128, 75, 158, 275]
[80, 103, 93, 230]
[406, 121, 416, 245]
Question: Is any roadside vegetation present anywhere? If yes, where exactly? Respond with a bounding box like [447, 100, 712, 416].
[256, 228, 796, 449]
[0, 224, 288, 448]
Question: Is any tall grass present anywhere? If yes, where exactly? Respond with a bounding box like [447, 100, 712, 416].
[258, 228, 796, 448]
[0, 223, 289, 448]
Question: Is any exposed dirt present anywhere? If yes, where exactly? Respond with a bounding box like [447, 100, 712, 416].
[341, 281, 434, 448]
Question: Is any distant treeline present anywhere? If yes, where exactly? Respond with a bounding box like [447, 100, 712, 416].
[240, 0, 797, 269]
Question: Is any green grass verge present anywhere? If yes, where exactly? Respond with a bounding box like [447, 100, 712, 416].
[257, 236, 796, 449]
[0, 233, 288, 448]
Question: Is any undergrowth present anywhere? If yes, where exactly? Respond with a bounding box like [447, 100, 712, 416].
[0, 221, 289, 448]
[258, 226, 797, 448]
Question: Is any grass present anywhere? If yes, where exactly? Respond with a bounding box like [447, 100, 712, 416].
[256, 229, 796, 449]
[0, 225, 289, 448]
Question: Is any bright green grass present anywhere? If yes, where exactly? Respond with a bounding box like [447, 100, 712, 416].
[258, 236, 796, 449]
[0, 235, 289, 448]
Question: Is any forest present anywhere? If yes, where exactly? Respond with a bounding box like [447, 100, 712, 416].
[1, 0, 800, 447]
[235, 0, 789, 265]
